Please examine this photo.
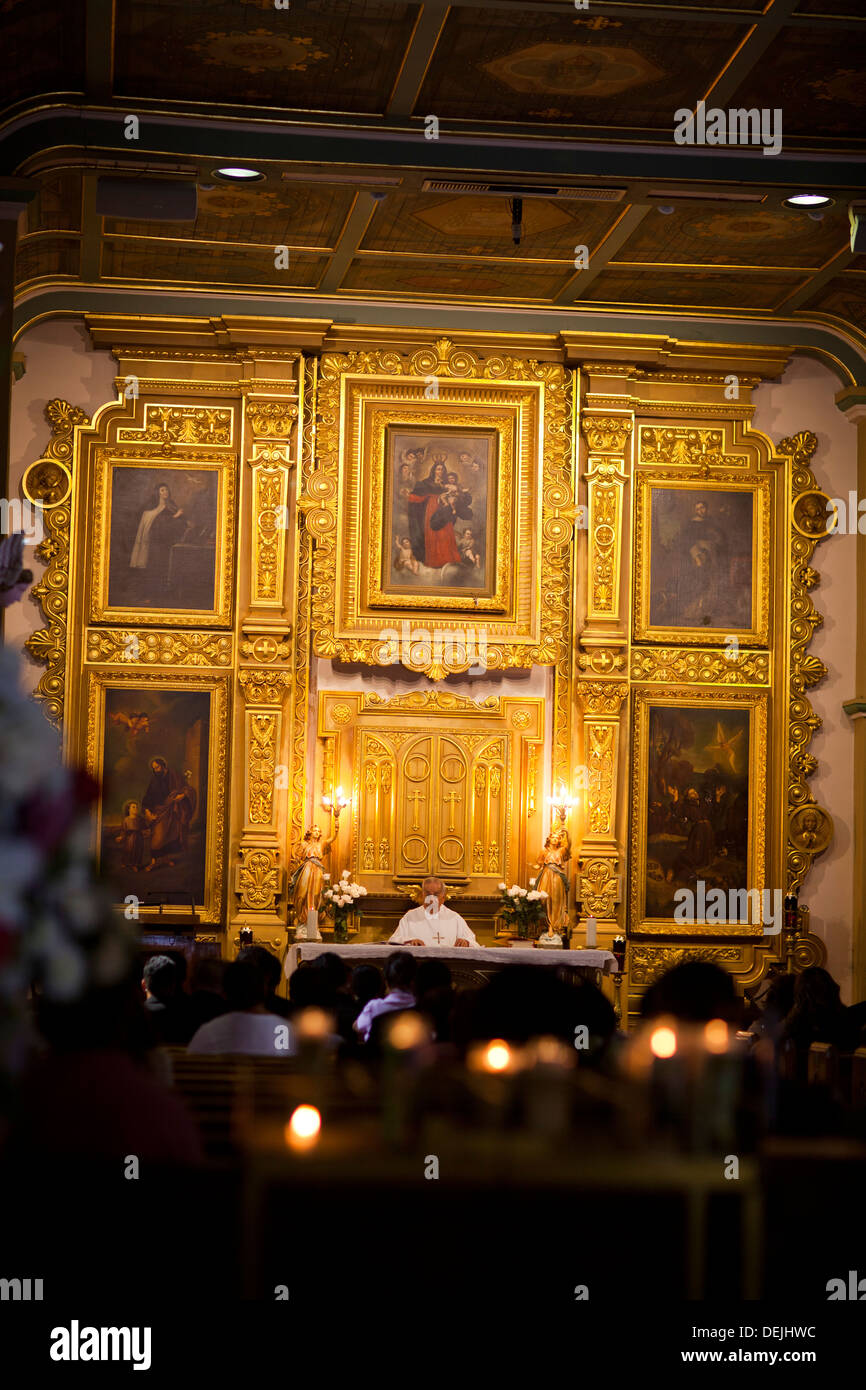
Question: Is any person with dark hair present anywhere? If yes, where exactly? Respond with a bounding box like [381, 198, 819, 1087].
[237, 945, 291, 1017]
[415, 959, 455, 1043]
[353, 951, 417, 1043]
[308, 952, 357, 1040]
[781, 966, 859, 1054]
[140, 954, 189, 1044]
[351, 964, 385, 1009]
[184, 954, 228, 1036]
[187, 959, 295, 1056]
[746, 971, 796, 1046]
[640, 959, 739, 1024]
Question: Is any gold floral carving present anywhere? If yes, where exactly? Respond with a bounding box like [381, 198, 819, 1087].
[246, 400, 298, 438]
[23, 399, 90, 726]
[576, 681, 629, 716]
[629, 945, 743, 986]
[639, 425, 745, 470]
[780, 430, 833, 895]
[238, 668, 293, 705]
[583, 415, 633, 452]
[85, 629, 233, 666]
[118, 404, 233, 446]
[239, 633, 292, 663]
[288, 357, 317, 857]
[577, 648, 627, 676]
[249, 442, 292, 605]
[630, 647, 770, 687]
[248, 711, 279, 824]
[586, 724, 615, 836]
[585, 458, 626, 616]
[579, 859, 618, 918]
[363, 690, 502, 716]
[237, 847, 280, 913]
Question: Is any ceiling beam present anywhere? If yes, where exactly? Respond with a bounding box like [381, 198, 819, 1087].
[318, 192, 383, 294]
[386, 3, 450, 119]
[85, 0, 115, 102]
[701, 0, 799, 110]
[554, 204, 651, 304]
[775, 244, 855, 313]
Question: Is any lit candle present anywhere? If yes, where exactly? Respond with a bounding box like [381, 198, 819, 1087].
[284, 1104, 322, 1152]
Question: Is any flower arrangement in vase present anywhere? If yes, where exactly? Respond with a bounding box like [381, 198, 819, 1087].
[322, 869, 367, 942]
[495, 880, 548, 940]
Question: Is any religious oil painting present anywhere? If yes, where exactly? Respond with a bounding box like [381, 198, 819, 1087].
[631, 693, 766, 935]
[381, 426, 499, 599]
[91, 460, 235, 627]
[635, 479, 769, 645]
[88, 677, 227, 920]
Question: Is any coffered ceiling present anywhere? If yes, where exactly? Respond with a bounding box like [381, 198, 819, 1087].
[3, 0, 865, 342]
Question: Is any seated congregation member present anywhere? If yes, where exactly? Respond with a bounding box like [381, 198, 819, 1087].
[184, 954, 228, 1037]
[237, 944, 291, 1018]
[639, 959, 741, 1025]
[389, 875, 476, 947]
[141, 953, 189, 1045]
[781, 966, 860, 1055]
[414, 958, 455, 1043]
[354, 952, 417, 1043]
[188, 959, 296, 1056]
[309, 951, 359, 1041]
[352, 963, 385, 1010]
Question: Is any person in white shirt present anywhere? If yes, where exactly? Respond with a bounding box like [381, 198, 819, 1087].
[389, 876, 477, 948]
[353, 951, 417, 1043]
[188, 958, 296, 1057]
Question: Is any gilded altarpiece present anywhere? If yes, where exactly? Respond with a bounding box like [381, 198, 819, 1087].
[19, 322, 836, 1002]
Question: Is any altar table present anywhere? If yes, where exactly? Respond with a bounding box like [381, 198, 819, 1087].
[285, 942, 618, 990]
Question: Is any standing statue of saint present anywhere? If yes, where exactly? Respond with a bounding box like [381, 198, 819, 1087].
[535, 827, 571, 937]
[289, 826, 334, 926]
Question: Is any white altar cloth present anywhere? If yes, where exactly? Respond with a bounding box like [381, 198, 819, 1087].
[285, 941, 618, 979]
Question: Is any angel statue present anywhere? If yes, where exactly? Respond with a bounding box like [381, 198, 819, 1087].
[534, 826, 572, 939]
[289, 825, 334, 929]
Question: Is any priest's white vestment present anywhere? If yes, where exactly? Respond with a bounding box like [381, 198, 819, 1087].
[389, 903, 477, 947]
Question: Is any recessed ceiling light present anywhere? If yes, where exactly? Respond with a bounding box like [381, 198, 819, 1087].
[214, 167, 265, 182]
[783, 194, 833, 209]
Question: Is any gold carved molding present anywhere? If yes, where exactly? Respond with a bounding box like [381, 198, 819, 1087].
[631, 646, 770, 687]
[781, 430, 834, 894]
[85, 628, 234, 667]
[22, 399, 90, 726]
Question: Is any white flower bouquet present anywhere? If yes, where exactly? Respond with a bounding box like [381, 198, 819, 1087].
[321, 869, 368, 941]
[495, 879, 548, 940]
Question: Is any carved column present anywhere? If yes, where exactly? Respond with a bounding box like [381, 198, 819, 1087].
[838, 390, 866, 1000]
[576, 681, 629, 943]
[231, 389, 298, 946]
[233, 669, 292, 940]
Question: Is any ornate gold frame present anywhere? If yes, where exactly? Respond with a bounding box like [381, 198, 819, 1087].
[84, 668, 230, 925]
[304, 337, 573, 678]
[88, 447, 236, 628]
[633, 472, 771, 647]
[629, 687, 768, 937]
[369, 417, 506, 610]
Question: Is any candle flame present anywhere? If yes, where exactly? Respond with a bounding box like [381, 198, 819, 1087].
[650, 1025, 677, 1059]
[285, 1104, 322, 1150]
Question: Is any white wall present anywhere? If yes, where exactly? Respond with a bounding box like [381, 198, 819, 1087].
[753, 355, 858, 996]
[6, 317, 117, 689]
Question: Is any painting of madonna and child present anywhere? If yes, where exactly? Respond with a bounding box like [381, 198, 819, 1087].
[107, 466, 219, 612]
[98, 688, 211, 905]
[644, 705, 753, 923]
[384, 428, 498, 597]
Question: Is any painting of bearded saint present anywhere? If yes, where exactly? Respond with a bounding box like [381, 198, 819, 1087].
[649, 488, 754, 631]
[644, 706, 751, 921]
[99, 688, 210, 904]
[386, 429, 497, 596]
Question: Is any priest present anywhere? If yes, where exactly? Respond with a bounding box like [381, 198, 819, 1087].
[390, 876, 477, 947]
